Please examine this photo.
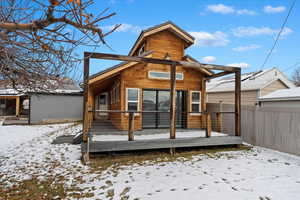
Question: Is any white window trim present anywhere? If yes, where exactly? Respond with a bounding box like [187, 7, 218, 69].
[190, 91, 201, 115]
[126, 88, 140, 115]
[148, 71, 184, 80]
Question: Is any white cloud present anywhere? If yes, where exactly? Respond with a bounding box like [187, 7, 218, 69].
[232, 26, 293, 37]
[206, 4, 235, 14]
[102, 23, 142, 34]
[202, 56, 216, 63]
[227, 62, 250, 68]
[189, 31, 229, 47]
[263, 5, 286, 13]
[206, 4, 256, 15]
[232, 44, 261, 52]
[237, 9, 257, 15]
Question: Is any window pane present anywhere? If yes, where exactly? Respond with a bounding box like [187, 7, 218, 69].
[99, 95, 106, 104]
[176, 73, 183, 80]
[158, 91, 170, 111]
[192, 92, 200, 102]
[150, 71, 169, 79]
[128, 102, 138, 111]
[143, 91, 156, 111]
[149, 71, 183, 80]
[128, 89, 138, 101]
[192, 104, 200, 112]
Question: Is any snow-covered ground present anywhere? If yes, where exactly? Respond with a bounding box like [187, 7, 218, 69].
[0, 123, 71, 153]
[93, 131, 227, 141]
[1, 124, 300, 200]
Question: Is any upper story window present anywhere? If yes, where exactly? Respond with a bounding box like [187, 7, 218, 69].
[148, 71, 184, 80]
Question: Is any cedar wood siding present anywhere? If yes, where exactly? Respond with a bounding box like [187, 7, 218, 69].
[117, 30, 205, 130]
[108, 76, 122, 129]
[207, 79, 289, 105]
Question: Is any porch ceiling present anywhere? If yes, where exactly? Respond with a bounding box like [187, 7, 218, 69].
[90, 74, 119, 95]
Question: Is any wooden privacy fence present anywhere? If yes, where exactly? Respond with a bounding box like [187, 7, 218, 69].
[207, 103, 300, 156]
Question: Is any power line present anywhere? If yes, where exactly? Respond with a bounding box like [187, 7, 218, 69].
[260, 0, 296, 70]
[282, 61, 300, 72]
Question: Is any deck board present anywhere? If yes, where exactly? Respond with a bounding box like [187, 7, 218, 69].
[82, 136, 242, 153]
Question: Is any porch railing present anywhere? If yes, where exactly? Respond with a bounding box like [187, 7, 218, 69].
[86, 110, 236, 141]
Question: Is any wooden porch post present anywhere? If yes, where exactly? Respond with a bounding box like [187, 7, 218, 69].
[83, 53, 90, 143]
[128, 112, 134, 141]
[170, 64, 177, 139]
[201, 78, 207, 128]
[205, 113, 212, 137]
[235, 69, 241, 136]
[15, 96, 20, 117]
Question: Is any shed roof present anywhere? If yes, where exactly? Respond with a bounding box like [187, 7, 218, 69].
[259, 87, 300, 101]
[207, 67, 295, 93]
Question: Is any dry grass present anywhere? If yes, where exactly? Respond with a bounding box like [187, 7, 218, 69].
[89, 145, 252, 172]
[0, 142, 251, 199]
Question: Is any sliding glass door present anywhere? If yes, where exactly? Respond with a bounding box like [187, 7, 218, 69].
[142, 89, 187, 129]
[142, 90, 156, 128]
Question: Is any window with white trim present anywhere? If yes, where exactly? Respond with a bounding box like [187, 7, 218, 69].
[191, 91, 201, 114]
[126, 88, 139, 111]
[148, 71, 184, 80]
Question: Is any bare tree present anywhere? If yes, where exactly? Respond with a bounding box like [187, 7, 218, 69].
[292, 67, 300, 87]
[0, 0, 120, 91]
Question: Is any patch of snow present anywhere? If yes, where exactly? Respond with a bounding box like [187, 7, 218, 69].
[259, 87, 300, 100]
[1, 123, 300, 200]
[0, 124, 70, 153]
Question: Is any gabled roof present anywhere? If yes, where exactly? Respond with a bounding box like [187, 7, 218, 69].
[128, 21, 195, 56]
[207, 67, 295, 93]
[182, 55, 213, 76]
[259, 87, 300, 101]
[0, 78, 81, 95]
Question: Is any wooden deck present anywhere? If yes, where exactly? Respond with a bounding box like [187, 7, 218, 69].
[82, 136, 242, 153]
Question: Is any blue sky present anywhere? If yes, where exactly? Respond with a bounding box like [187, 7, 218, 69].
[77, 0, 299, 78]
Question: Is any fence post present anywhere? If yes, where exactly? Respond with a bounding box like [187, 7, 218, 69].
[205, 113, 212, 137]
[128, 112, 134, 141]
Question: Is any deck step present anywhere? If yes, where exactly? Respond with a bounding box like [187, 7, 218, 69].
[73, 132, 83, 144]
[82, 136, 243, 153]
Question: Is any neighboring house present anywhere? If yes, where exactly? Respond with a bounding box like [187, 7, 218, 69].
[87, 21, 234, 131]
[258, 87, 300, 108]
[0, 78, 83, 124]
[207, 68, 295, 105]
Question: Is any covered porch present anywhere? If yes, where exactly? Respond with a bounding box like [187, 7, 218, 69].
[82, 52, 242, 156]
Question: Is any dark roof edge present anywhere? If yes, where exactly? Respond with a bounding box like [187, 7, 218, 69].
[27, 91, 83, 96]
